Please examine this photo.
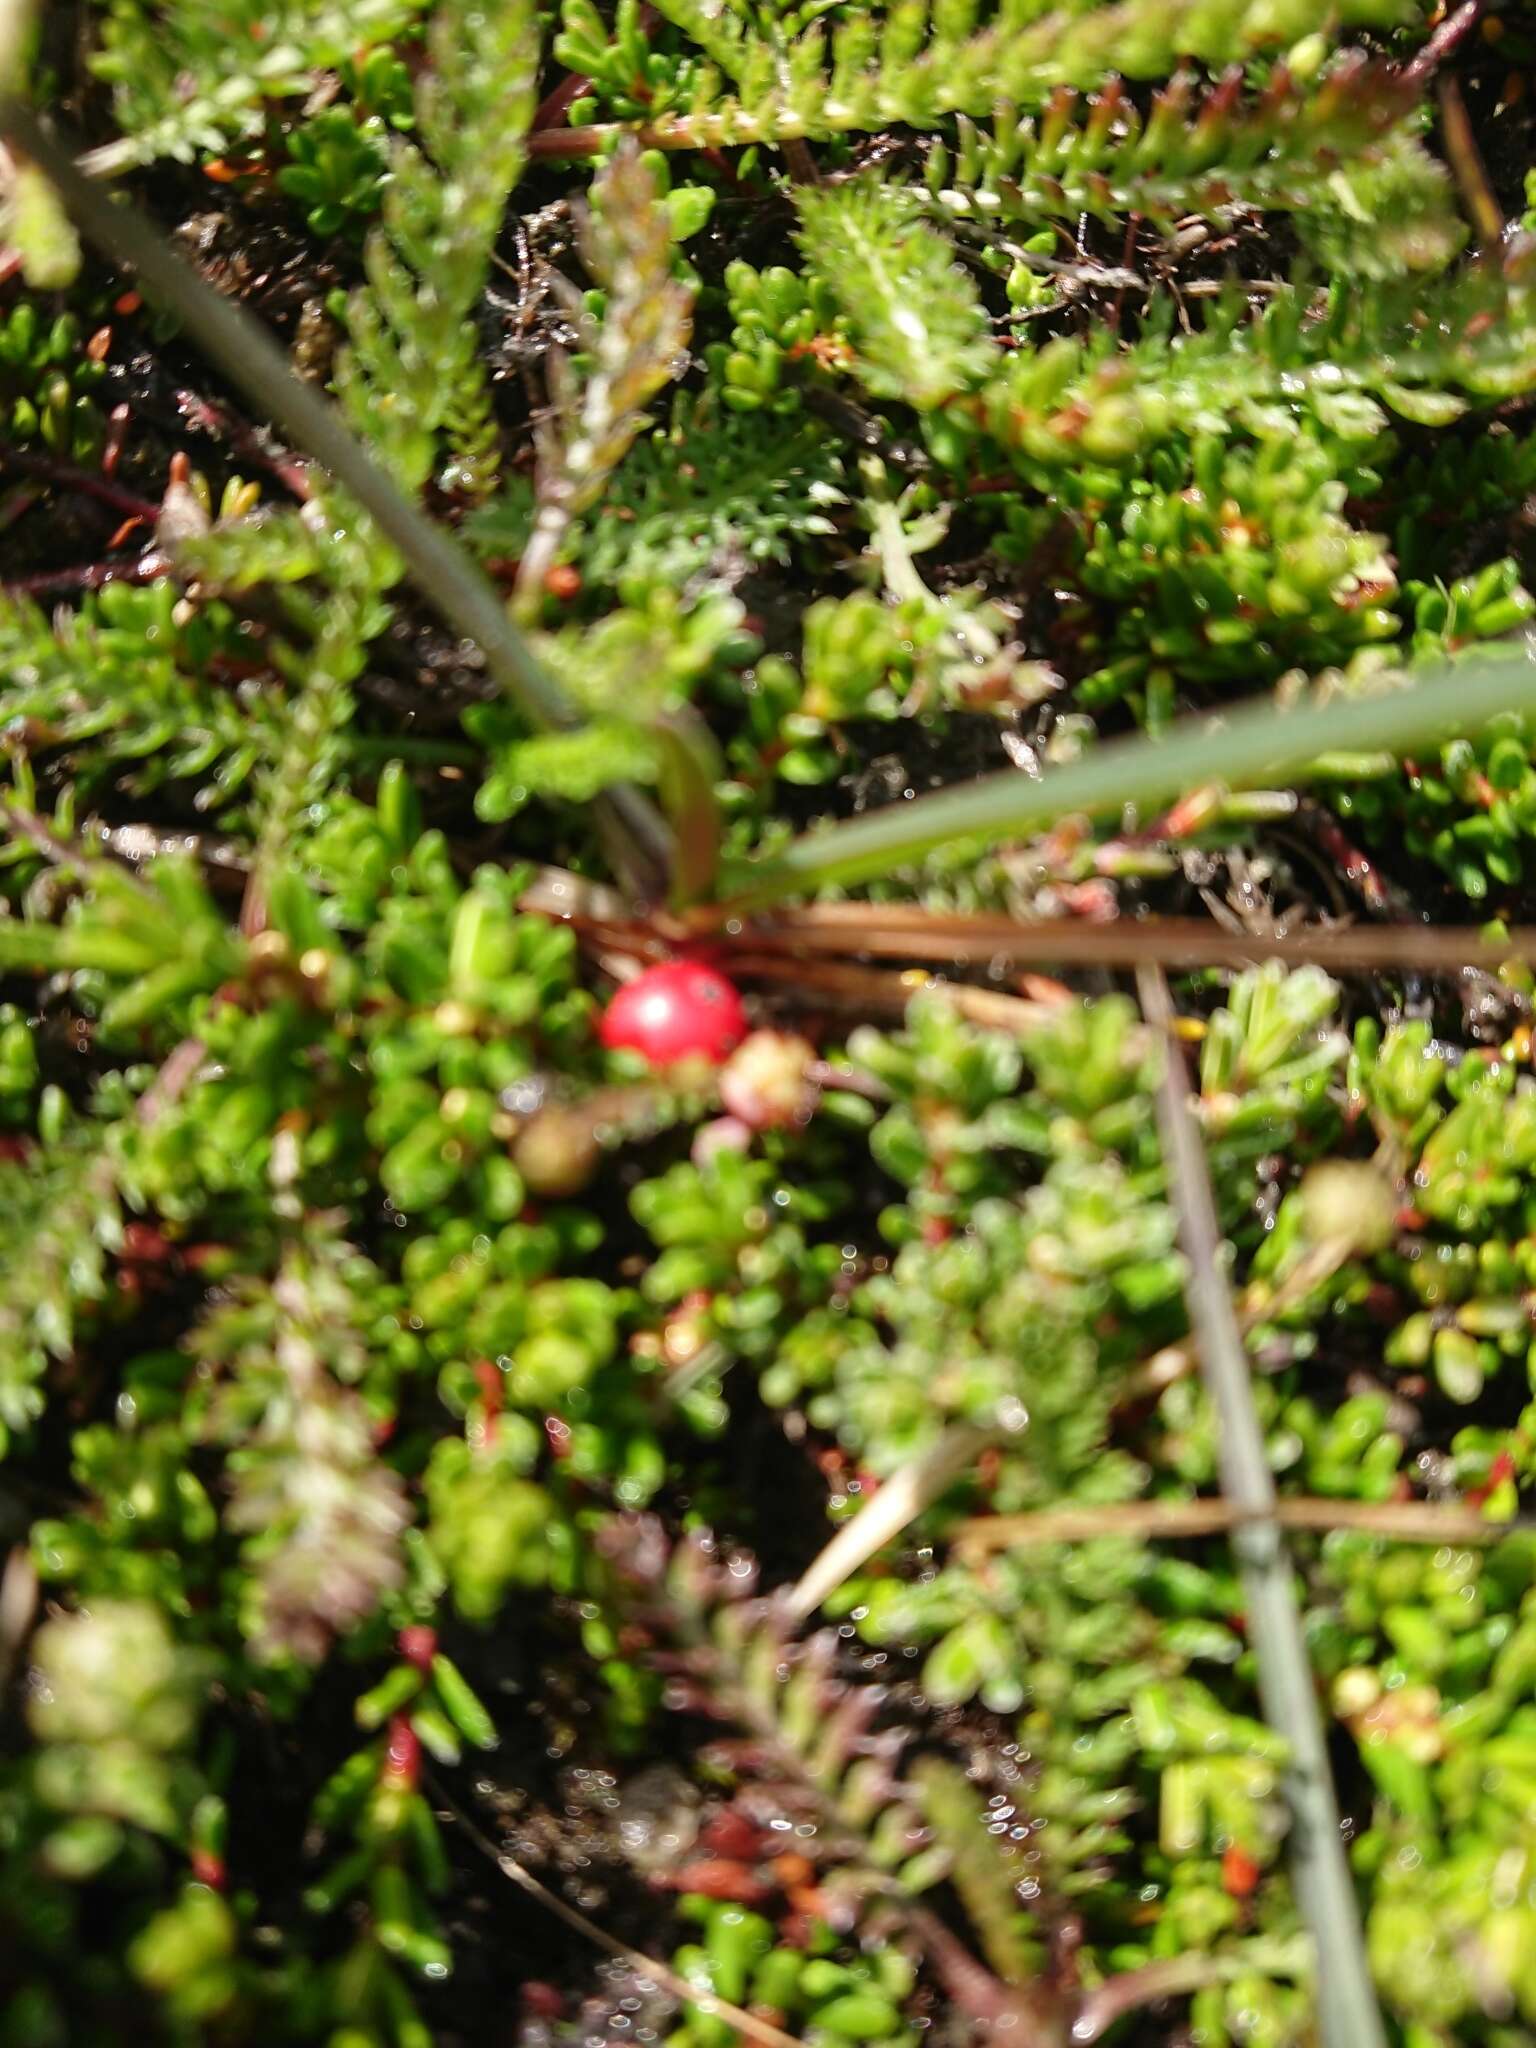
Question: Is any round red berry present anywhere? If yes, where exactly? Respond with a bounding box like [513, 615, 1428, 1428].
[600, 962, 747, 1067]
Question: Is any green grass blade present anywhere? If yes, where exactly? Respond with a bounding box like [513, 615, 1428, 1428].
[723, 649, 1536, 905]
[1140, 964, 1387, 2048]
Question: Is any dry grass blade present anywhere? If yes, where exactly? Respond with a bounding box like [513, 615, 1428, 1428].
[726, 952, 1058, 1030]
[1439, 73, 1505, 246]
[430, 1775, 805, 2048]
[706, 906, 1536, 975]
[726, 648, 1536, 904]
[952, 1496, 1526, 1557]
[786, 1422, 996, 1622]
[525, 863, 1536, 986]
[514, 144, 693, 615]
[1139, 963, 1386, 2048]
[0, 1547, 38, 1694]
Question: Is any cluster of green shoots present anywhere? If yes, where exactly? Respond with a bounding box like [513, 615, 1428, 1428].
[3, 0, 1536, 2044]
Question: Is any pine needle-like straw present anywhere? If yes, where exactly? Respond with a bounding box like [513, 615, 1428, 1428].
[953, 1495, 1525, 1556]
[705, 906, 1536, 976]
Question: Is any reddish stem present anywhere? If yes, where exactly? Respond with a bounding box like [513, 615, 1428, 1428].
[398, 1624, 438, 1674]
[529, 123, 632, 158]
[173, 390, 313, 501]
[473, 1357, 503, 1446]
[531, 4, 660, 133]
[1402, 0, 1483, 89]
[0, 442, 160, 522]
[532, 67, 595, 133]
[4, 547, 169, 598]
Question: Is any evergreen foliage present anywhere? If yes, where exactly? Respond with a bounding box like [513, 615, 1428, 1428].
[7, 0, 1536, 2043]
[84, 0, 429, 175]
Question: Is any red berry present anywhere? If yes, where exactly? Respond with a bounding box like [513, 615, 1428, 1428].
[600, 962, 747, 1067]
[1221, 1844, 1262, 1899]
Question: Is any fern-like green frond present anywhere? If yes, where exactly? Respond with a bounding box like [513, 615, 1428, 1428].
[0, 1112, 123, 1449]
[467, 391, 845, 598]
[0, 839, 241, 1039]
[796, 181, 995, 411]
[173, 504, 398, 899]
[980, 238, 1536, 475]
[250, 560, 385, 889]
[515, 146, 694, 609]
[190, 1232, 411, 1663]
[913, 1759, 1041, 1986]
[928, 55, 1461, 273]
[469, 591, 740, 821]
[1292, 129, 1464, 279]
[337, 0, 539, 497]
[601, 0, 1419, 150]
[0, 582, 279, 812]
[83, 0, 427, 175]
[613, 1529, 942, 1904]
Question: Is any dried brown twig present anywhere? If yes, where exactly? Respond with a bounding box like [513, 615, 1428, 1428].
[724, 953, 1057, 1031]
[700, 904, 1536, 976]
[952, 1494, 1525, 1557]
[1439, 72, 1504, 247]
[524, 865, 1536, 981]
